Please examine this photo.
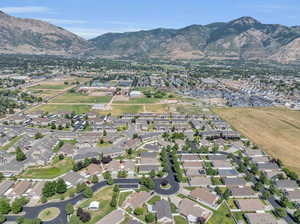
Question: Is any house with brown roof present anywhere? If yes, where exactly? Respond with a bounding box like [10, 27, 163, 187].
[182, 161, 203, 169]
[189, 177, 212, 187]
[84, 163, 103, 177]
[190, 188, 219, 208]
[123, 191, 152, 209]
[8, 181, 31, 198]
[59, 143, 74, 156]
[178, 198, 212, 223]
[235, 199, 266, 212]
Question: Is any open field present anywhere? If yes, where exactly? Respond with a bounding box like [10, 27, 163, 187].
[144, 104, 171, 113]
[214, 107, 300, 175]
[98, 105, 144, 116]
[20, 158, 73, 179]
[50, 92, 112, 104]
[33, 104, 92, 114]
[28, 83, 72, 90]
[113, 97, 161, 104]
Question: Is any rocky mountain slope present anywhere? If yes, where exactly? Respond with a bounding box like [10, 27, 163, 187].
[0, 11, 89, 55]
[90, 17, 300, 63]
[0, 11, 300, 63]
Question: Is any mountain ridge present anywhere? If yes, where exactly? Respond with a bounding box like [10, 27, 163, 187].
[0, 11, 300, 64]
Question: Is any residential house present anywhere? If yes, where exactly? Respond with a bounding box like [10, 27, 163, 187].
[123, 191, 152, 209]
[244, 213, 278, 224]
[235, 199, 266, 212]
[178, 198, 211, 223]
[190, 188, 219, 208]
[153, 200, 173, 224]
[96, 209, 125, 224]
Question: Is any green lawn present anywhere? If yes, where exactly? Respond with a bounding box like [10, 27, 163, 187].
[79, 186, 115, 224]
[51, 92, 112, 104]
[113, 97, 160, 104]
[207, 203, 235, 224]
[34, 104, 92, 114]
[147, 195, 161, 205]
[38, 207, 60, 221]
[174, 215, 188, 224]
[20, 158, 73, 179]
[118, 191, 132, 207]
[99, 105, 143, 116]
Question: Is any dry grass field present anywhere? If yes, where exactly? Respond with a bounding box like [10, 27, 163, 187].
[214, 107, 300, 175]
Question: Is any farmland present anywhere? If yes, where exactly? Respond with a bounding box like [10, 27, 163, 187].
[214, 107, 300, 175]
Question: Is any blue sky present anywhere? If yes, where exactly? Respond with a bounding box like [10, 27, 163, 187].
[0, 0, 299, 39]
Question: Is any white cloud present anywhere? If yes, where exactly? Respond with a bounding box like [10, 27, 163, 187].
[67, 27, 145, 39]
[0, 6, 49, 14]
[38, 18, 87, 25]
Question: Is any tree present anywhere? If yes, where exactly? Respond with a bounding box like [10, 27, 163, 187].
[11, 200, 22, 214]
[34, 132, 43, 139]
[69, 215, 82, 224]
[76, 183, 87, 193]
[42, 181, 57, 197]
[262, 191, 271, 200]
[77, 208, 91, 223]
[16, 147, 26, 161]
[0, 214, 6, 224]
[91, 175, 99, 184]
[65, 203, 74, 215]
[275, 207, 287, 217]
[113, 185, 120, 193]
[134, 207, 145, 216]
[294, 210, 300, 223]
[56, 178, 67, 194]
[0, 198, 11, 214]
[222, 188, 231, 200]
[149, 170, 156, 178]
[83, 187, 93, 198]
[145, 213, 155, 223]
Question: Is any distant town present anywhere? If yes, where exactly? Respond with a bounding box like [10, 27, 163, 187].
[0, 56, 298, 224]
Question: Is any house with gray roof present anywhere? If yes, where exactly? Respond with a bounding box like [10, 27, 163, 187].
[153, 200, 173, 224]
[62, 171, 85, 187]
[0, 180, 14, 196]
[275, 179, 299, 191]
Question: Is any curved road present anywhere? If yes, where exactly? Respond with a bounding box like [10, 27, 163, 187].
[6, 153, 179, 223]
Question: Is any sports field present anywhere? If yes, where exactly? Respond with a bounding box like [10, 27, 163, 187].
[215, 107, 300, 175]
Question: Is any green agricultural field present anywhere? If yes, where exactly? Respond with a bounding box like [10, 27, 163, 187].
[34, 104, 92, 114]
[51, 92, 112, 104]
[20, 158, 73, 179]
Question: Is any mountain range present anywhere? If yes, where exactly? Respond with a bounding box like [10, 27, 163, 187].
[1, 11, 300, 64]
